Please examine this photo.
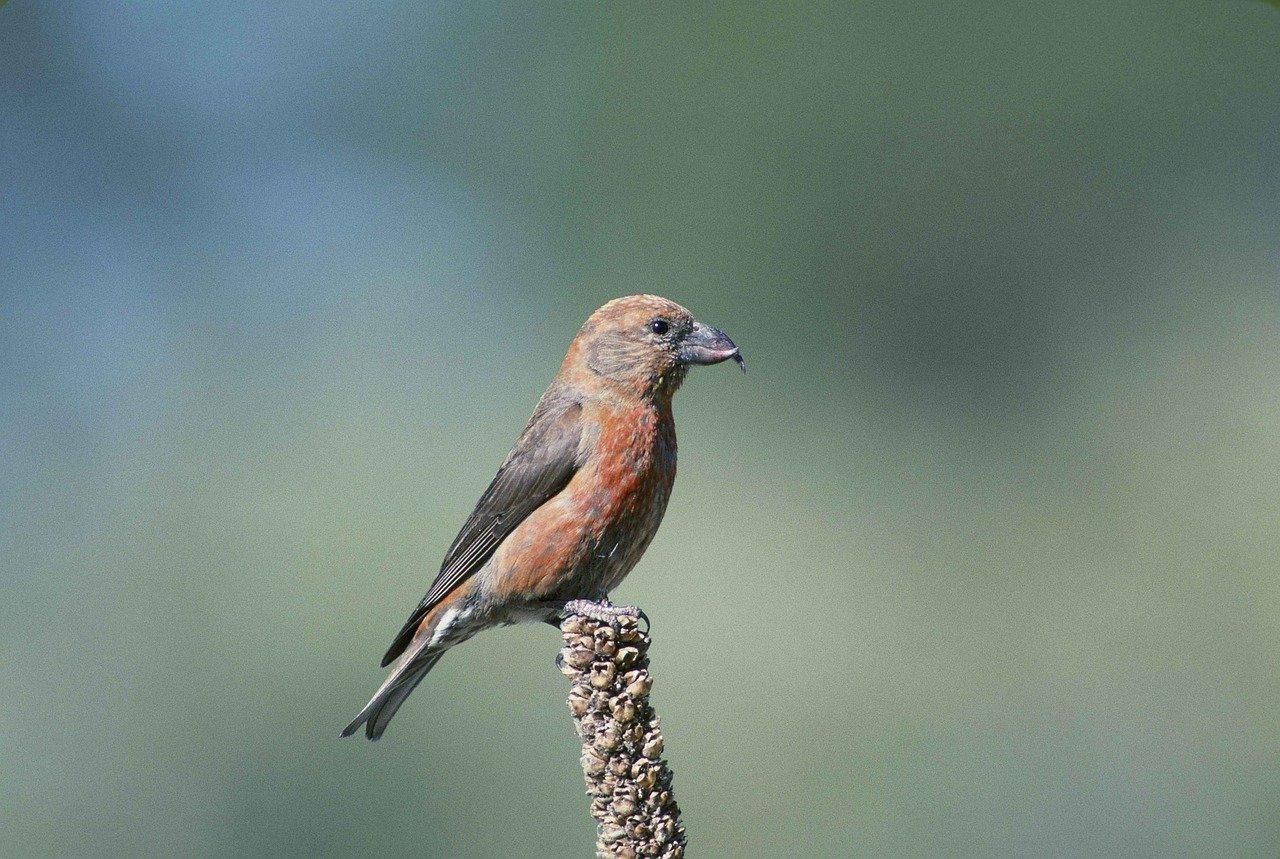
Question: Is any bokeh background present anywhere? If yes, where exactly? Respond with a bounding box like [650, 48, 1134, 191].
[3, 2, 1279, 855]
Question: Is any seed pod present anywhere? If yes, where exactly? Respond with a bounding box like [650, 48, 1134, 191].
[582, 750, 607, 776]
[615, 699, 637, 724]
[590, 662, 617, 688]
[615, 646, 640, 667]
[568, 691, 590, 717]
[626, 674, 652, 697]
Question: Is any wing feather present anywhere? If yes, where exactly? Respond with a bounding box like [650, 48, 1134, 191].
[380, 394, 583, 666]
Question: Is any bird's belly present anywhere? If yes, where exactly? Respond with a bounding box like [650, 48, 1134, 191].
[566, 460, 673, 596]
[487, 463, 672, 607]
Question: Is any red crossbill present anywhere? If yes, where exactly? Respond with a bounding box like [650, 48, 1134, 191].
[343, 295, 742, 740]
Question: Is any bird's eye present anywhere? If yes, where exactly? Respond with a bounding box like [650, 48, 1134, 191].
[649, 318, 670, 335]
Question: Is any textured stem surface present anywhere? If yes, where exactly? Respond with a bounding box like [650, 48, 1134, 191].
[559, 609, 686, 858]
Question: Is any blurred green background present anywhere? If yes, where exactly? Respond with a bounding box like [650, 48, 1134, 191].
[3, 2, 1279, 855]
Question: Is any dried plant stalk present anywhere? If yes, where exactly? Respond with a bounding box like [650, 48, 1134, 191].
[558, 604, 686, 858]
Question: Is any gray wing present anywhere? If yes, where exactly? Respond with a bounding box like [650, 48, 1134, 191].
[381, 394, 583, 666]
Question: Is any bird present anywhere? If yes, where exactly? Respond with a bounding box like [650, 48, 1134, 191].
[342, 294, 743, 740]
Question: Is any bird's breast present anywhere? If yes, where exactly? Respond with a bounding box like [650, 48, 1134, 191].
[571, 402, 676, 591]
[488, 401, 676, 603]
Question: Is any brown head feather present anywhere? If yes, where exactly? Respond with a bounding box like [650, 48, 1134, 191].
[560, 295, 695, 400]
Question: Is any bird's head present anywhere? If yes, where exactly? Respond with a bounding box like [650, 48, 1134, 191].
[565, 294, 743, 400]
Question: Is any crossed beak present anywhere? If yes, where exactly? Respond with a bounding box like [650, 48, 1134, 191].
[680, 321, 745, 372]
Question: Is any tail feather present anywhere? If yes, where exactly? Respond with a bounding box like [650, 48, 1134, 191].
[342, 648, 445, 740]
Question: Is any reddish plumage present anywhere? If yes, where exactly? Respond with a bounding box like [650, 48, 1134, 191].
[343, 295, 741, 740]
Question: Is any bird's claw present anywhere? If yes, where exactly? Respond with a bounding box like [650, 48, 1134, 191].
[562, 599, 650, 631]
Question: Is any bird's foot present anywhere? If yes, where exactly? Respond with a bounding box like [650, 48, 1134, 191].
[561, 599, 650, 631]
